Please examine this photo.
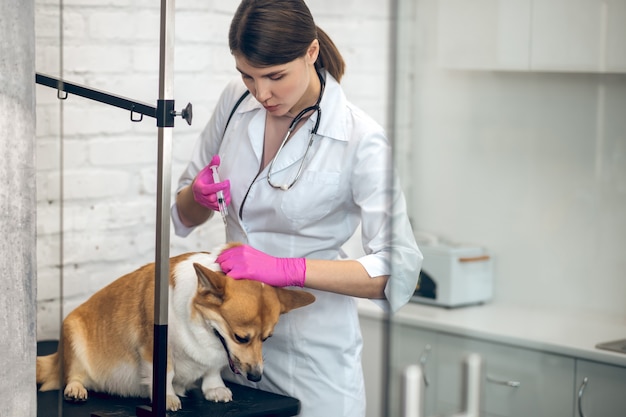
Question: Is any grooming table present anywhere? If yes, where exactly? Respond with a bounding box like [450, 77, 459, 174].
[37, 341, 300, 417]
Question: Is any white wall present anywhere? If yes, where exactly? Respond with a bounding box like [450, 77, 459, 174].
[35, 0, 626, 342]
[34, 0, 392, 339]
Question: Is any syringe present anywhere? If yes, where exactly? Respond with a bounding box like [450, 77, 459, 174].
[209, 165, 228, 226]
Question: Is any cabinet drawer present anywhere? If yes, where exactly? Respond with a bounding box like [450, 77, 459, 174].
[436, 334, 575, 417]
[576, 359, 626, 417]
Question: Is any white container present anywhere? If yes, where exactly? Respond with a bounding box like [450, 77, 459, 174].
[411, 243, 493, 308]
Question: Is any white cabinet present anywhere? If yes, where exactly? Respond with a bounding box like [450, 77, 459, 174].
[359, 306, 626, 417]
[436, 334, 576, 417]
[605, 1, 626, 71]
[437, 0, 532, 70]
[575, 359, 626, 417]
[531, 0, 626, 72]
[436, 0, 626, 73]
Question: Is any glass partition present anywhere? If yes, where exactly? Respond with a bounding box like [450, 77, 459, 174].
[34, 2, 233, 415]
[35, 0, 65, 345]
[387, 0, 626, 416]
[34, 1, 235, 343]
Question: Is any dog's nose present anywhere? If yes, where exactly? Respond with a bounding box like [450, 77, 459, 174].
[247, 371, 262, 382]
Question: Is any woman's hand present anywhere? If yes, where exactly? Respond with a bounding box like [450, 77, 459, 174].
[217, 244, 306, 287]
[192, 155, 231, 211]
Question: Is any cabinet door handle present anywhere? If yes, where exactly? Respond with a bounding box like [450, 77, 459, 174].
[486, 375, 521, 387]
[578, 377, 589, 417]
[402, 365, 424, 417]
[418, 344, 431, 387]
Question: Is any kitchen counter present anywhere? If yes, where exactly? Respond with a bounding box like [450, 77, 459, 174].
[357, 299, 626, 368]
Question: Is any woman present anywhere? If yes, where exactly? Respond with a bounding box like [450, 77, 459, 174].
[172, 0, 422, 415]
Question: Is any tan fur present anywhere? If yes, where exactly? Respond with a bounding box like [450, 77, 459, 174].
[36, 247, 315, 411]
[36, 352, 60, 391]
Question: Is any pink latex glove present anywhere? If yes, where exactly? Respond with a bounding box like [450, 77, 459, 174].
[217, 244, 306, 287]
[192, 155, 231, 211]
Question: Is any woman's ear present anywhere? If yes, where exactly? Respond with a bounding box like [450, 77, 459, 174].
[306, 39, 320, 64]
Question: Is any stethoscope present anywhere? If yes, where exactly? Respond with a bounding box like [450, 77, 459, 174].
[266, 70, 325, 191]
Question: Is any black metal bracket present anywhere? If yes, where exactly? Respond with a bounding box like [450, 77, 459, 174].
[35, 72, 192, 126]
[156, 99, 175, 127]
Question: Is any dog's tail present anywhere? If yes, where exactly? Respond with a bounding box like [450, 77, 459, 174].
[37, 352, 61, 391]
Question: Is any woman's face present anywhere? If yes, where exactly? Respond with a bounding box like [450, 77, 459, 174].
[234, 40, 320, 116]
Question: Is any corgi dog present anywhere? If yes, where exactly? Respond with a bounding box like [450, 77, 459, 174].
[36, 245, 315, 411]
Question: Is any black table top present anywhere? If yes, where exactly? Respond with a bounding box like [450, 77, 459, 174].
[37, 341, 300, 417]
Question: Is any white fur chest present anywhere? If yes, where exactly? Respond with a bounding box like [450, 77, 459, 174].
[168, 253, 228, 385]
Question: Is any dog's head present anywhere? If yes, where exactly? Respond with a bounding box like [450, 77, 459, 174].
[191, 262, 315, 382]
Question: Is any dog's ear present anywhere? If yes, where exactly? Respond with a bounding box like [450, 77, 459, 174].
[193, 263, 227, 300]
[275, 288, 316, 314]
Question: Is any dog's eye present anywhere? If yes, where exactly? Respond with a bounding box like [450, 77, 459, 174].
[235, 334, 250, 344]
[262, 334, 273, 342]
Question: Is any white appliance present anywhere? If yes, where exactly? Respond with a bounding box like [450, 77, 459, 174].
[412, 241, 493, 308]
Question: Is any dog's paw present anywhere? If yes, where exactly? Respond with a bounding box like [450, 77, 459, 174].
[63, 381, 88, 403]
[203, 386, 233, 402]
[166, 394, 182, 411]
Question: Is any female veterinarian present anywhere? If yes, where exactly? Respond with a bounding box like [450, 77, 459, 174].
[172, 0, 422, 415]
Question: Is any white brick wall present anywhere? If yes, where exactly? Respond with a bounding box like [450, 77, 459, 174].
[35, 0, 392, 339]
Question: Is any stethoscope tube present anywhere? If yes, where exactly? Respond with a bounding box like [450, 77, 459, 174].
[266, 70, 325, 191]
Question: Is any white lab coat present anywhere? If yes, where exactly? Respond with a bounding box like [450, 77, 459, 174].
[172, 71, 422, 417]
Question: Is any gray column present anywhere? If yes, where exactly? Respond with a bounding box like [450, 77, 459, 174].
[0, 1, 38, 416]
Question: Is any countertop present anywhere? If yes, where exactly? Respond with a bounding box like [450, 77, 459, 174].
[357, 299, 626, 368]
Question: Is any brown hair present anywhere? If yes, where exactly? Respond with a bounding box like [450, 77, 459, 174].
[228, 0, 346, 82]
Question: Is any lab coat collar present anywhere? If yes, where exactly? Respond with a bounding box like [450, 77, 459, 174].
[315, 71, 350, 142]
[230, 69, 350, 144]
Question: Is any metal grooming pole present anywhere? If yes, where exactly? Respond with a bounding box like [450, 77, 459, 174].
[36, 1, 187, 416]
[136, 1, 176, 416]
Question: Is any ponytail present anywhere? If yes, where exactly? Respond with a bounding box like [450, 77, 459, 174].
[315, 26, 345, 82]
